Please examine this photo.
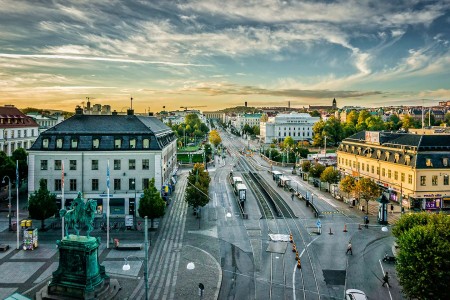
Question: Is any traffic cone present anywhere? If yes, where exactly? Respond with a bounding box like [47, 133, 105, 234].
[292, 245, 297, 253]
[329, 227, 333, 235]
[343, 224, 348, 232]
[295, 251, 299, 261]
[358, 223, 362, 230]
[289, 234, 293, 243]
[297, 259, 301, 269]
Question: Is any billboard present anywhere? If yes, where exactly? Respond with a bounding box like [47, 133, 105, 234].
[365, 131, 380, 144]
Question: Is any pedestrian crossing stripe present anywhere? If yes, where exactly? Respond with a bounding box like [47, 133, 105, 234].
[320, 211, 341, 214]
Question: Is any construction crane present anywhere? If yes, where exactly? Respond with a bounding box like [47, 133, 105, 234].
[180, 105, 206, 111]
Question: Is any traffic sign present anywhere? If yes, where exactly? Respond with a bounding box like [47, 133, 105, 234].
[316, 219, 321, 227]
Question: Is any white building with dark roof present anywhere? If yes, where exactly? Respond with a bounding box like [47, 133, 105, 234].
[0, 105, 39, 156]
[28, 107, 177, 218]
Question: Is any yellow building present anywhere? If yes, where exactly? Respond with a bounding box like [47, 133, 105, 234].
[337, 131, 450, 211]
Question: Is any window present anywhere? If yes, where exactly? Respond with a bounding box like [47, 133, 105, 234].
[388, 169, 391, 179]
[92, 160, 98, 170]
[401, 173, 405, 182]
[366, 164, 369, 172]
[142, 159, 149, 170]
[394, 171, 398, 180]
[92, 138, 99, 149]
[377, 167, 380, 175]
[142, 139, 150, 149]
[92, 179, 99, 191]
[420, 176, 426, 186]
[70, 179, 77, 191]
[129, 159, 136, 170]
[371, 166, 374, 173]
[426, 158, 433, 167]
[142, 178, 149, 189]
[405, 155, 411, 165]
[362, 163, 365, 170]
[55, 160, 62, 170]
[353, 161, 356, 168]
[54, 179, 62, 191]
[41, 160, 48, 170]
[114, 159, 121, 170]
[444, 175, 449, 185]
[443, 158, 448, 167]
[129, 178, 136, 190]
[114, 138, 121, 149]
[408, 174, 413, 184]
[41, 179, 47, 189]
[56, 138, 63, 149]
[70, 160, 77, 170]
[382, 168, 385, 177]
[385, 152, 390, 161]
[114, 179, 121, 190]
[42, 138, 49, 149]
[71, 138, 78, 149]
[130, 138, 136, 149]
[432, 175, 438, 186]
[357, 162, 360, 170]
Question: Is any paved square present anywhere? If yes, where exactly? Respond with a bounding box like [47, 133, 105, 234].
[0, 288, 17, 300]
[0, 247, 14, 259]
[106, 249, 144, 259]
[11, 246, 57, 259]
[0, 262, 45, 283]
[102, 260, 142, 277]
[33, 262, 58, 284]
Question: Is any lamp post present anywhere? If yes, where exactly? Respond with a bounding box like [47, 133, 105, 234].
[122, 216, 149, 300]
[2, 176, 12, 231]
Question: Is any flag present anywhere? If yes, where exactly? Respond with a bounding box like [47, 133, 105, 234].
[16, 160, 19, 183]
[61, 161, 65, 186]
[106, 160, 110, 189]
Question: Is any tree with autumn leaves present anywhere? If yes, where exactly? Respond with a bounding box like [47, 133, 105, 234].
[209, 130, 222, 147]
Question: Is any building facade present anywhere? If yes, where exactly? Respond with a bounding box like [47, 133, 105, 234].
[27, 112, 64, 133]
[260, 112, 320, 144]
[337, 131, 450, 211]
[232, 113, 262, 132]
[0, 105, 39, 156]
[28, 107, 177, 218]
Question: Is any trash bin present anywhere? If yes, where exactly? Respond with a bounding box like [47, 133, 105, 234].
[12, 222, 17, 232]
[20, 220, 27, 228]
[26, 220, 32, 227]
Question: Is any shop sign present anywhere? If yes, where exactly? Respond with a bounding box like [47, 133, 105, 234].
[125, 215, 134, 227]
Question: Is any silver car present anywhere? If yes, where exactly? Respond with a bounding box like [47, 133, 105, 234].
[345, 289, 367, 300]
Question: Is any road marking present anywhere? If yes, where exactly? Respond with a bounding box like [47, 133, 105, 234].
[292, 236, 320, 300]
[379, 259, 393, 300]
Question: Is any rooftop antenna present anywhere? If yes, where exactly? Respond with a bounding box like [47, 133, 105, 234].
[130, 96, 133, 110]
[428, 107, 431, 127]
[421, 100, 424, 134]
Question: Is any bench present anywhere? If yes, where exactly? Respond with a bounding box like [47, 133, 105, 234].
[115, 243, 143, 251]
[0, 244, 10, 252]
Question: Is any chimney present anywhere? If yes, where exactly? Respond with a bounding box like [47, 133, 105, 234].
[245, 101, 247, 107]
[148, 112, 154, 116]
[127, 109, 134, 116]
[75, 106, 83, 115]
[112, 110, 118, 116]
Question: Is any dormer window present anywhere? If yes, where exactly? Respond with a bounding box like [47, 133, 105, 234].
[351, 146, 355, 152]
[426, 158, 433, 167]
[443, 158, 448, 167]
[345, 145, 349, 152]
[71, 138, 78, 149]
[42, 138, 49, 149]
[114, 138, 122, 149]
[385, 152, 390, 161]
[394, 153, 400, 163]
[56, 138, 63, 149]
[357, 147, 362, 155]
[143, 138, 150, 149]
[129, 138, 136, 149]
[405, 155, 411, 165]
[92, 138, 100, 149]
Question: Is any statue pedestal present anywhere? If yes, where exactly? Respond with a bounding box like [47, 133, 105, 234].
[36, 235, 120, 300]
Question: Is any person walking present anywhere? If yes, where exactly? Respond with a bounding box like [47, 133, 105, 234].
[382, 271, 390, 287]
[346, 241, 353, 255]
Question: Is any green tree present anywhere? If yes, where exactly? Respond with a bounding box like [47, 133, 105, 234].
[309, 110, 320, 117]
[392, 213, 450, 300]
[309, 163, 325, 178]
[312, 119, 325, 147]
[365, 116, 386, 131]
[138, 178, 166, 228]
[323, 116, 343, 146]
[320, 166, 340, 190]
[354, 178, 380, 213]
[251, 125, 260, 135]
[12, 148, 28, 182]
[346, 110, 359, 125]
[400, 115, 414, 130]
[445, 112, 450, 125]
[342, 123, 357, 138]
[0, 151, 15, 185]
[28, 178, 58, 230]
[242, 124, 253, 135]
[301, 160, 311, 172]
[185, 163, 211, 210]
[283, 136, 294, 148]
[339, 175, 356, 200]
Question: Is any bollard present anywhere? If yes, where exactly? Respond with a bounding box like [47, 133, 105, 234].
[343, 224, 348, 232]
[329, 228, 333, 235]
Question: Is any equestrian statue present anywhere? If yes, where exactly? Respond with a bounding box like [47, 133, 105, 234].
[59, 191, 97, 238]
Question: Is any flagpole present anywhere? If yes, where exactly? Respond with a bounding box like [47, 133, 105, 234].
[61, 161, 65, 240]
[16, 160, 19, 250]
[107, 160, 110, 249]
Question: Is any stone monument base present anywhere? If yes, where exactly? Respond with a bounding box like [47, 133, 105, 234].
[36, 278, 120, 300]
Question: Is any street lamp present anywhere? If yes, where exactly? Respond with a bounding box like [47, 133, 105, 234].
[2, 176, 12, 231]
[122, 216, 149, 300]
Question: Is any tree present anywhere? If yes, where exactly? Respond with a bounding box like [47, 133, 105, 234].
[209, 130, 222, 147]
[252, 125, 260, 136]
[323, 116, 343, 146]
[28, 178, 58, 230]
[392, 213, 450, 300]
[242, 124, 253, 135]
[342, 123, 357, 138]
[312, 119, 325, 146]
[12, 148, 28, 181]
[400, 115, 414, 130]
[260, 113, 269, 122]
[346, 110, 359, 125]
[320, 166, 340, 190]
[365, 116, 386, 131]
[354, 178, 381, 212]
[445, 112, 450, 125]
[309, 163, 325, 178]
[309, 110, 321, 117]
[0, 151, 15, 185]
[339, 175, 356, 200]
[185, 163, 211, 210]
[300, 160, 311, 172]
[424, 111, 436, 126]
[138, 178, 166, 228]
[283, 136, 294, 148]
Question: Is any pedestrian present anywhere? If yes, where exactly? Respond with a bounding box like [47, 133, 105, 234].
[291, 193, 295, 201]
[346, 241, 353, 255]
[364, 216, 369, 228]
[382, 271, 390, 287]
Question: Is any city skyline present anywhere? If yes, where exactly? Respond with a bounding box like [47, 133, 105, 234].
[1, 0, 450, 112]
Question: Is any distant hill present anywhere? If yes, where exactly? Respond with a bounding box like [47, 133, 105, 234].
[219, 106, 262, 114]
[20, 107, 74, 119]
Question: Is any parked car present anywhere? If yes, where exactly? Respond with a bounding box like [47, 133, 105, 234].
[345, 289, 367, 300]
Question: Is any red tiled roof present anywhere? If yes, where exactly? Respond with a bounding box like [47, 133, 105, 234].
[0, 106, 39, 128]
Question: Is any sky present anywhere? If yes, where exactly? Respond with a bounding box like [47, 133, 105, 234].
[1, 0, 450, 113]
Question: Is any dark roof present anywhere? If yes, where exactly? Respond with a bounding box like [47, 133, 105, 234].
[29, 114, 176, 151]
[0, 106, 39, 128]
